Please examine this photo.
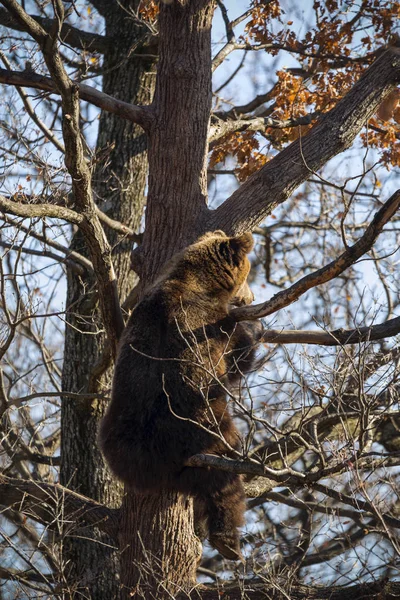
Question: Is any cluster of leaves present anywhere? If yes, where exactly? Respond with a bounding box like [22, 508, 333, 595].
[209, 131, 268, 181]
[211, 0, 400, 179]
[138, 0, 159, 24]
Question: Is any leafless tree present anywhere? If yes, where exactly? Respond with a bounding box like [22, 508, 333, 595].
[1, 1, 400, 598]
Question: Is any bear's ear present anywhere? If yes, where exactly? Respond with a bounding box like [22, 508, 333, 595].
[197, 230, 227, 244]
[229, 232, 254, 255]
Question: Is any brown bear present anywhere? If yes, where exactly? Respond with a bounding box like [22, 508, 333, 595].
[99, 231, 262, 560]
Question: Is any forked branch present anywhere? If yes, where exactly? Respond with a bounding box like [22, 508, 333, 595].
[0, 194, 83, 223]
[0, 475, 119, 539]
[231, 190, 400, 321]
[0, 67, 154, 129]
[212, 46, 400, 233]
[0, 7, 109, 52]
[0, 0, 130, 351]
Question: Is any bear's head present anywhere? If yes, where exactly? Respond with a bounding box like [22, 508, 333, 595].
[167, 230, 254, 308]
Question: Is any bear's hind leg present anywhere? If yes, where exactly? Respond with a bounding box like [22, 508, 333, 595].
[206, 475, 245, 561]
[193, 497, 208, 541]
[177, 467, 245, 561]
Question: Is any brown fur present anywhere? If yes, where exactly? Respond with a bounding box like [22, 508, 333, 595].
[99, 231, 262, 560]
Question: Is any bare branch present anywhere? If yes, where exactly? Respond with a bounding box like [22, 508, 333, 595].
[0, 566, 55, 585]
[0, 0, 127, 350]
[0, 0, 46, 42]
[209, 112, 320, 145]
[95, 205, 142, 243]
[211, 47, 400, 233]
[231, 190, 400, 321]
[186, 453, 268, 478]
[0, 67, 154, 130]
[215, 88, 275, 120]
[0, 194, 83, 223]
[0, 475, 119, 540]
[193, 578, 400, 600]
[212, 39, 376, 72]
[0, 7, 109, 53]
[259, 316, 400, 346]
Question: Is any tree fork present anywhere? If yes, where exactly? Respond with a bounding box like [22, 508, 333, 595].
[210, 45, 400, 234]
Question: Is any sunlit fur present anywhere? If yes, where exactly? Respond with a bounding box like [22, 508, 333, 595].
[99, 231, 261, 560]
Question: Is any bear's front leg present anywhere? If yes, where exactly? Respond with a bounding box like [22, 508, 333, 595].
[225, 319, 264, 387]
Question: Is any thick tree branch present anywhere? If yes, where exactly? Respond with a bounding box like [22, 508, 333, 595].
[1, 193, 140, 244]
[211, 46, 400, 233]
[0, 67, 154, 130]
[215, 89, 275, 120]
[259, 316, 400, 346]
[0, 194, 83, 223]
[231, 189, 400, 320]
[0, 7, 109, 52]
[0, 475, 119, 539]
[0, 0, 45, 41]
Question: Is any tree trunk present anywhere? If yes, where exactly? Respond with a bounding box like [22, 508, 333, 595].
[60, 4, 155, 598]
[118, 2, 216, 597]
[134, 0, 215, 282]
[119, 492, 202, 600]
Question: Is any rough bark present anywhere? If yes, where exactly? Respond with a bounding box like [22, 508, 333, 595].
[118, 3, 217, 598]
[60, 3, 155, 598]
[133, 0, 215, 283]
[0, 194, 83, 222]
[119, 492, 202, 599]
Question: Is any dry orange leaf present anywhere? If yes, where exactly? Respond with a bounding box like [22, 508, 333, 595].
[376, 89, 400, 121]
